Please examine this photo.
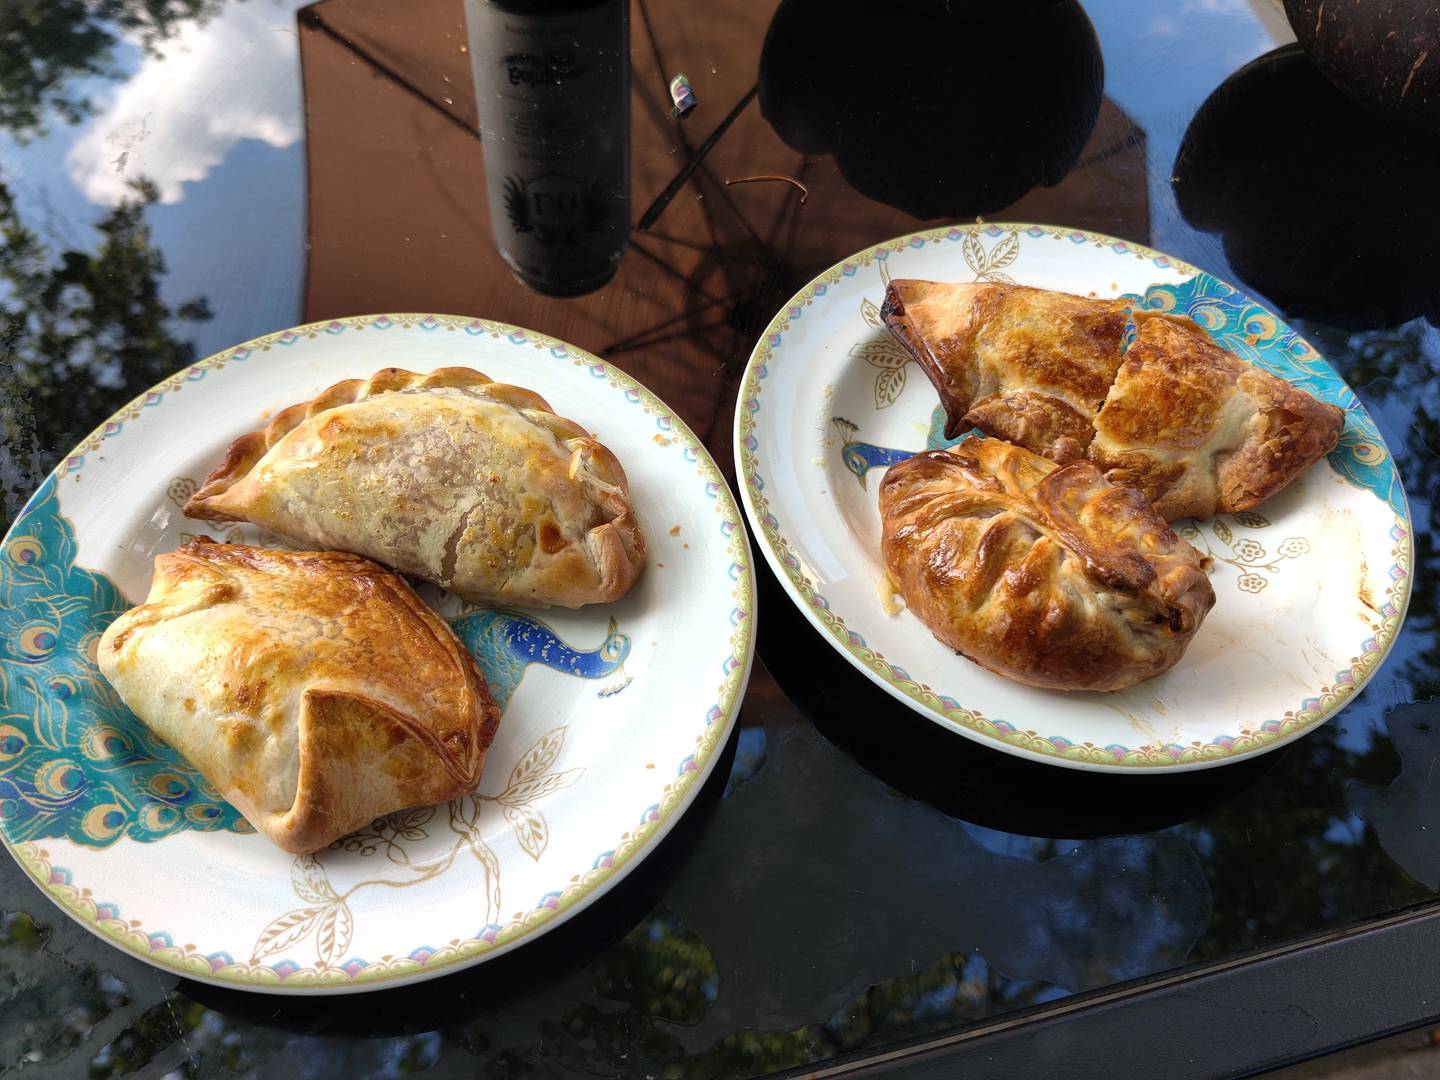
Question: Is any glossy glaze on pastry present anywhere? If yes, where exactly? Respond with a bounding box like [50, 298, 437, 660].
[184, 366, 646, 608]
[1087, 313, 1345, 520]
[98, 540, 500, 854]
[879, 437, 1215, 692]
[881, 279, 1128, 463]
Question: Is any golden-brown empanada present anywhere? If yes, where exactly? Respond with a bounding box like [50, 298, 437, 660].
[882, 280, 1128, 463]
[880, 437, 1214, 692]
[97, 540, 499, 854]
[185, 367, 646, 608]
[1087, 314, 1345, 521]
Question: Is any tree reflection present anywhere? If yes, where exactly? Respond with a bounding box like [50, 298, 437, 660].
[0, 0, 217, 138]
[595, 908, 718, 1024]
[437, 913, 1051, 1078]
[1179, 721, 1427, 963]
[0, 907, 135, 1070]
[0, 175, 211, 526]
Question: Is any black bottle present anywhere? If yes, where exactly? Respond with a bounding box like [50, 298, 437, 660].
[465, 0, 630, 296]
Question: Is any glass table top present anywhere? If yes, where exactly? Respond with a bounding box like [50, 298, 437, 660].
[2, 0, 1437, 1075]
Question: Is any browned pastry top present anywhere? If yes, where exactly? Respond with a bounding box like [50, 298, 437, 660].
[1088, 314, 1345, 520]
[881, 279, 1128, 461]
[882, 281, 1345, 521]
[98, 539, 500, 853]
[183, 366, 646, 608]
[879, 437, 1215, 692]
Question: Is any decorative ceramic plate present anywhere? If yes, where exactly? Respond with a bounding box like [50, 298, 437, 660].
[0, 314, 755, 992]
[736, 223, 1410, 773]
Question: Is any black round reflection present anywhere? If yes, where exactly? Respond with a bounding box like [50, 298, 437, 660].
[1174, 44, 1440, 329]
[758, 0, 1104, 220]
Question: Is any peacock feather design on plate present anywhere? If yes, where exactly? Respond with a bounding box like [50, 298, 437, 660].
[1130, 274, 1403, 517]
[0, 476, 252, 847]
[0, 478, 634, 848]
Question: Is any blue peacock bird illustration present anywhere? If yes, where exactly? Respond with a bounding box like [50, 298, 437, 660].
[0, 476, 632, 849]
[449, 609, 631, 714]
[833, 405, 961, 489]
[833, 276, 1400, 516]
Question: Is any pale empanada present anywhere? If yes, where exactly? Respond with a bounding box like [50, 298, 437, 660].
[880, 437, 1214, 692]
[98, 540, 499, 854]
[1087, 314, 1345, 521]
[184, 367, 646, 608]
[882, 280, 1128, 463]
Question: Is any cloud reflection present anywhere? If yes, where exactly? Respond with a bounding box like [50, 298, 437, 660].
[66, 0, 306, 206]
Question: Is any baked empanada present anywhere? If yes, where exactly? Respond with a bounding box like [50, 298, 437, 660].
[97, 540, 499, 854]
[879, 437, 1214, 692]
[185, 367, 646, 608]
[882, 280, 1128, 463]
[1087, 313, 1345, 521]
